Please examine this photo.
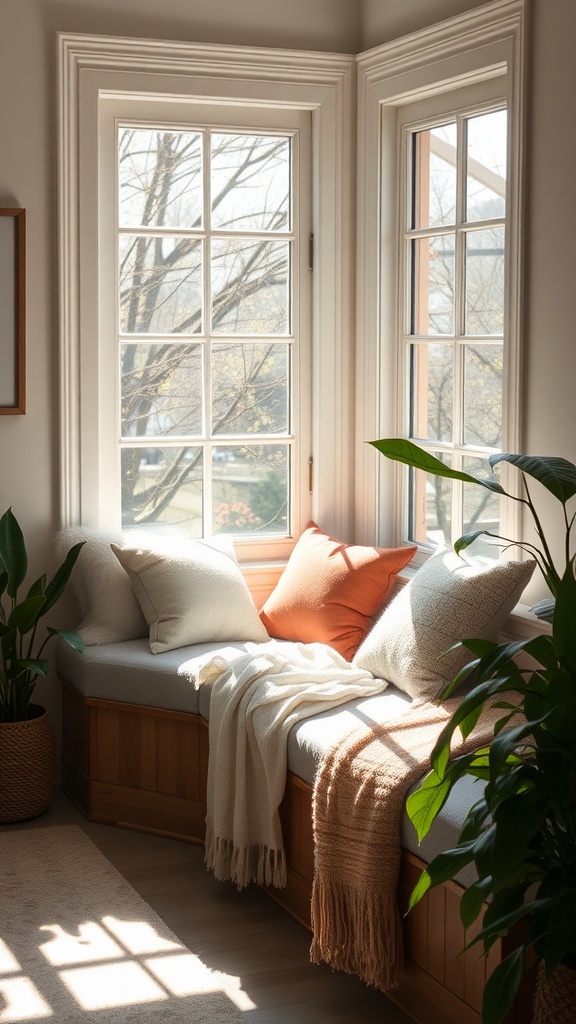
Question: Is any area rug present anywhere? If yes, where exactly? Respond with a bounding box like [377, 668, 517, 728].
[0, 824, 246, 1023]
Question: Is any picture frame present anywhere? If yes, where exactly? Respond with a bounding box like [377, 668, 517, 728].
[0, 208, 26, 414]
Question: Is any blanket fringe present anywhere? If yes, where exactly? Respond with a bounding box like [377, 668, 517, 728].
[205, 831, 287, 891]
[309, 876, 403, 992]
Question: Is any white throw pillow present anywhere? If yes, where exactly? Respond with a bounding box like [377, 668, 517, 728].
[353, 548, 536, 701]
[54, 527, 148, 645]
[111, 539, 269, 653]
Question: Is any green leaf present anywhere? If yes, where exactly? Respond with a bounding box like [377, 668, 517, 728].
[551, 562, 576, 672]
[13, 657, 49, 678]
[369, 439, 506, 493]
[490, 453, 576, 503]
[48, 628, 84, 653]
[0, 508, 28, 599]
[41, 541, 85, 616]
[407, 840, 479, 912]
[460, 876, 494, 928]
[406, 757, 477, 842]
[26, 574, 47, 599]
[481, 946, 525, 1024]
[454, 531, 502, 555]
[8, 595, 47, 633]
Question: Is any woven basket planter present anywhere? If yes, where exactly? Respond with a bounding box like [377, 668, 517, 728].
[0, 705, 55, 823]
[532, 962, 576, 1024]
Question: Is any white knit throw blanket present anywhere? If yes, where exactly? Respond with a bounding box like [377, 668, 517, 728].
[195, 639, 387, 891]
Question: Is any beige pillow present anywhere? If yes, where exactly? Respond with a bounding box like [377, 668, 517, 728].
[111, 539, 269, 653]
[353, 548, 536, 701]
[54, 527, 148, 645]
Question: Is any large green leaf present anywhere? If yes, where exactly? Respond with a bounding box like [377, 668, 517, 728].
[460, 876, 494, 928]
[481, 947, 525, 1024]
[490, 453, 576, 503]
[47, 627, 84, 653]
[8, 595, 47, 633]
[369, 439, 506, 493]
[13, 657, 49, 678]
[407, 839, 479, 911]
[551, 562, 576, 673]
[0, 508, 28, 599]
[41, 541, 85, 616]
[406, 757, 476, 842]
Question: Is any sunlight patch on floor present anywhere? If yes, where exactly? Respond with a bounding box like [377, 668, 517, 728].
[0, 977, 53, 1021]
[0, 915, 246, 1020]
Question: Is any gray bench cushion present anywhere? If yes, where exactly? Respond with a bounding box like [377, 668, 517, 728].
[56, 638, 253, 716]
[57, 639, 481, 886]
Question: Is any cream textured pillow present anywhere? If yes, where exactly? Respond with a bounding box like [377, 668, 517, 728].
[111, 539, 269, 653]
[54, 527, 148, 645]
[353, 548, 536, 700]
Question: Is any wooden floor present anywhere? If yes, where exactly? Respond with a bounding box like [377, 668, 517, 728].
[1, 787, 415, 1024]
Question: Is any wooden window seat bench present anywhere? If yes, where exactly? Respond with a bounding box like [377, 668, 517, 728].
[57, 638, 533, 1024]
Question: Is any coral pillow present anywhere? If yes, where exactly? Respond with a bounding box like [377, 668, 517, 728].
[259, 522, 416, 660]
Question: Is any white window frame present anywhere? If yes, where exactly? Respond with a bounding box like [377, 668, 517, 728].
[354, 0, 527, 560]
[57, 34, 355, 564]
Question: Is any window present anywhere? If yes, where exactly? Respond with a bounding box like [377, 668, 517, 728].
[403, 103, 508, 557]
[116, 123, 298, 541]
[58, 35, 355, 565]
[355, 0, 526, 559]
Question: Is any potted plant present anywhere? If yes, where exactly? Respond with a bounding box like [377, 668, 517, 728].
[369, 440, 576, 1024]
[0, 507, 84, 821]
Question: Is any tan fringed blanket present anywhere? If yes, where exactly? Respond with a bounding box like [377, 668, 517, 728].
[310, 696, 499, 992]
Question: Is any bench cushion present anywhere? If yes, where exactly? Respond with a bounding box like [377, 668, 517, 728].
[56, 638, 482, 885]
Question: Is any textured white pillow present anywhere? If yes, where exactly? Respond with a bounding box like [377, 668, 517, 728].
[353, 549, 536, 700]
[54, 527, 148, 645]
[111, 539, 269, 653]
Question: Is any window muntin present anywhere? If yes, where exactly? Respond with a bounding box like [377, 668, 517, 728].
[404, 104, 508, 556]
[117, 125, 297, 540]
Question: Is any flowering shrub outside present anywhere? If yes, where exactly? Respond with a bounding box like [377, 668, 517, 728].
[214, 501, 263, 533]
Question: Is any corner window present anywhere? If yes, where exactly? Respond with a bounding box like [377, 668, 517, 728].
[404, 104, 508, 557]
[355, 0, 526, 557]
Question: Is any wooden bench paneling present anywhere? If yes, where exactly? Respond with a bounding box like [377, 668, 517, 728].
[60, 680, 532, 1024]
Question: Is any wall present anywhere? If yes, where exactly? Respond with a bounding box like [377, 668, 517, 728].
[360, 0, 576, 604]
[0, 0, 359, 758]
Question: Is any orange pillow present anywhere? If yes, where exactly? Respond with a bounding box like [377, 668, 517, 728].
[259, 522, 417, 661]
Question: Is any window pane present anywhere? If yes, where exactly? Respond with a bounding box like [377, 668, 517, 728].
[463, 344, 503, 448]
[466, 110, 506, 222]
[121, 447, 203, 535]
[463, 456, 501, 558]
[410, 343, 453, 443]
[118, 128, 203, 230]
[412, 235, 455, 335]
[119, 236, 203, 335]
[212, 444, 289, 536]
[121, 343, 203, 438]
[211, 133, 290, 232]
[410, 456, 452, 547]
[211, 239, 290, 334]
[465, 227, 505, 335]
[212, 343, 289, 435]
[413, 123, 457, 229]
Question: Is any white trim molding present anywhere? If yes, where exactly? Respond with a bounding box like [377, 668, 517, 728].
[354, 0, 527, 548]
[57, 33, 355, 541]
